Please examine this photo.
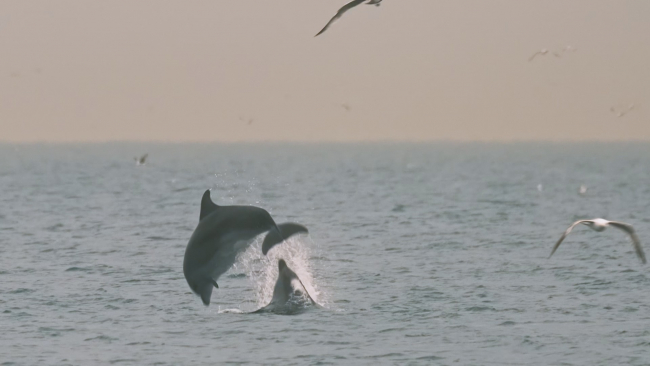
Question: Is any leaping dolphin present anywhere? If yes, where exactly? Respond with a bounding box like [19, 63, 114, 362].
[255, 259, 320, 314]
[183, 190, 309, 305]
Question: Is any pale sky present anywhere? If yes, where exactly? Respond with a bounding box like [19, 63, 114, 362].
[1, 1, 649, 142]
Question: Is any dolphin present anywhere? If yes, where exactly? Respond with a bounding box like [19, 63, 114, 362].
[183, 190, 309, 305]
[254, 259, 320, 314]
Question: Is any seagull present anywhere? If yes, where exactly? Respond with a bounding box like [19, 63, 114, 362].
[549, 218, 646, 264]
[134, 153, 148, 165]
[610, 103, 635, 117]
[528, 45, 577, 62]
[239, 117, 254, 125]
[528, 49, 549, 62]
[579, 185, 588, 195]
[315, 0, 382, 37]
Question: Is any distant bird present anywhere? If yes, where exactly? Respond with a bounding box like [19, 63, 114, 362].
[341, 103, 351, 112]
[549, 218, 646, 264]
[579, 185, 588, 195]
[134, 153, 148, 165]
[528, 49, 550, 62]
[561, 45, 577, 53]
[610, 103, 635, 118]
[528, 45, 576, 62]
[316, 0, 382, 37]
[239, 117, 255, 125]
[537, 184, 543, 192]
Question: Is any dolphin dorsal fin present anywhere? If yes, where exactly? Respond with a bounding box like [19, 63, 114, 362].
[199, 190, 219, 221]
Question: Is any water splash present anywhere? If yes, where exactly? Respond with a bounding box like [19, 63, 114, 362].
[217, 307, 246, 314]
[236, 236, 327, 310]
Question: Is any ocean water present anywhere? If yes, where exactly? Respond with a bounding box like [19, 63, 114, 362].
[1, 142, 649, 365]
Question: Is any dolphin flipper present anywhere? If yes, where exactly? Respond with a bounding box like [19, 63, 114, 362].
[262, 223, 309, 255]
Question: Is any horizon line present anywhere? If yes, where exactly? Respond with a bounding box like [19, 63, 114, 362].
[2, 138, 650, 145]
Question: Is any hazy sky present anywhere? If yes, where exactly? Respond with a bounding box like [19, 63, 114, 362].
[1, 1, 649, 142]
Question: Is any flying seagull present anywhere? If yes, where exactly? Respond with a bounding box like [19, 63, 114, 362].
[549, 218, 646, 264]
[610, 103, 635, 118]
[528, 49, 550, 62]
[528, 45, 576, 62]
[134, 153, 148, 165]
[316, 0, 382, 37]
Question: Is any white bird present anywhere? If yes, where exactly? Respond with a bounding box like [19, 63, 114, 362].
[549, 218, 646, 264]
[537, 184, 543, 192]
[316, 0, 382, 37]
[578, 185, 587, 195]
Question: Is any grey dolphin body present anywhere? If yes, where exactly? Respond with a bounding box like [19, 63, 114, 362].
[183, 190, 309, 305]
[255, 259, 320, 314]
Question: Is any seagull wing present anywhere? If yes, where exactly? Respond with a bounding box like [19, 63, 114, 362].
[315, 0, 367, 37]
[608, 221, 646, 264]
[549, 220, 592, 258]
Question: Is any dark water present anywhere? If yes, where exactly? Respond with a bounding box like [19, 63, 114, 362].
[1, 143, 649, 365]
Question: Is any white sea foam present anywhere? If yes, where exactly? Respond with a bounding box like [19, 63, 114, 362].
[236, 236, 327, 309]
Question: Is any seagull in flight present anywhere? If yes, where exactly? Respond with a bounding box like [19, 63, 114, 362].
[528, 49, 550, 62]
[610, 103, 635, 118]
[549, 218, 646, 264]
[316, 0, 382, 37]
[134, 153, 148, 165]
[528, 45, 576, 62]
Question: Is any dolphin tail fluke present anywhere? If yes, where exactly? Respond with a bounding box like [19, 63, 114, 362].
[262, 222, 309, 255]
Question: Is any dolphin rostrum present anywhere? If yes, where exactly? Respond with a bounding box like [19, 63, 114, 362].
[255, 259, 320, 314]
[183, 190, 309, 305]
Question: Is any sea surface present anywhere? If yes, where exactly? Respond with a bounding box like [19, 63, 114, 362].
[1, 142, 649, 365]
